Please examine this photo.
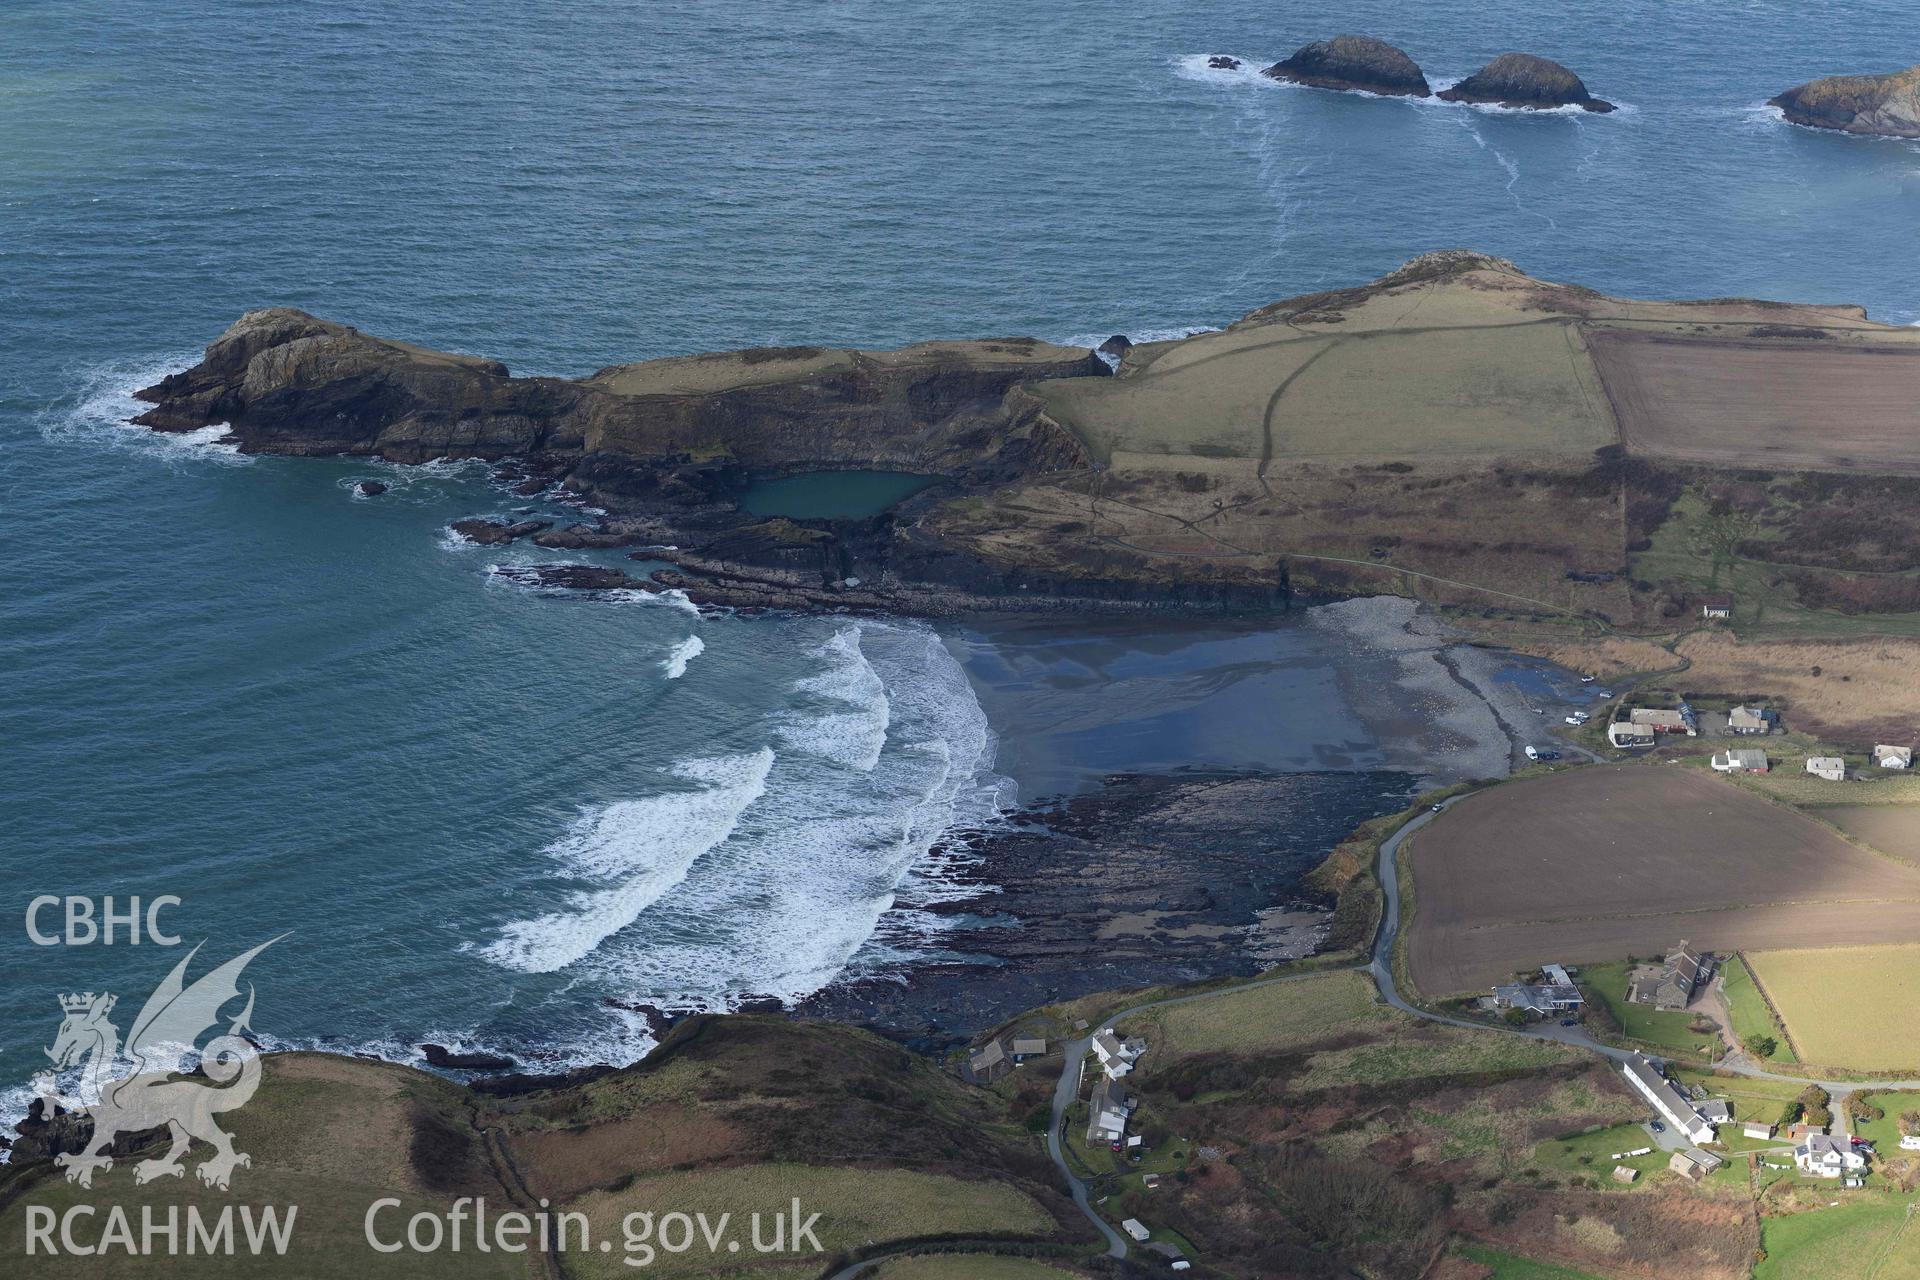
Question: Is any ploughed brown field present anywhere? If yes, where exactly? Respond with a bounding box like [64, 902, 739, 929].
[1590, 329, 1920, 474]
[1404, 767, 1920, 994]
[1821, 805, 1920, 866]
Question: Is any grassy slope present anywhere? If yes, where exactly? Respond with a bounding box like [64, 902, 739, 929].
[0, 1056, 529, 1280]
[1756, 1196, 1920, 1280]
[1455, 1242, 1612, 1279]
[0, 1018, 1085, 1280]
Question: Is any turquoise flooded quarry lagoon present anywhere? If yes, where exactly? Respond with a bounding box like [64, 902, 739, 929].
[735, 470, 940, 520]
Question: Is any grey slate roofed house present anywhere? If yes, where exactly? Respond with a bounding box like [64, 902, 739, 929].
[1010, 1036, 1047, 1058]
[968, 1039, 1010, 1081]
[1653, 942, 1704, 1011]
[1710, 747, 1769, 773]
[1728, 705, 1770, 734]
[1875, 745, 1912, 769]
[1086, 1075, 1132, 1143]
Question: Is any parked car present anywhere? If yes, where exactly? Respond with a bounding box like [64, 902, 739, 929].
[1560, 1018, 1578, 1027]
[1430, 803, 1445, 812]
[1650, 1120, 1665, 1133]
[1580, 675, 1597, 683]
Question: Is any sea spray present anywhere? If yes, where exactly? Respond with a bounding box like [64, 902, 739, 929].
[483, 749, 775, 973]
[662, 634, 704, 679]
[568, 620, 1010, 1009]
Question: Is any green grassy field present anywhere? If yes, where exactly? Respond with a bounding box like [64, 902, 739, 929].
[1579, 961, 1721, 1056]
[566, 1164, 1055, 1280]
[1747, 945, 1920, 1072]
[1453, 1242, 1611, 1279]
[1756, 1196, 1920, 1280]
[1291, 1020, 1584, 1091]
[1119, 970, 1392, 1062]
[1530, 1123, 1667, 1187]
[1723, 954, 1798, 1063]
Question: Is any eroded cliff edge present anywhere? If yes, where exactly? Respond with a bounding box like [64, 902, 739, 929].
[135, 252, 1920, 625]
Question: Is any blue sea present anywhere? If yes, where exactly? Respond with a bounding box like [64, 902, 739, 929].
[4, 1, 1917, 1098]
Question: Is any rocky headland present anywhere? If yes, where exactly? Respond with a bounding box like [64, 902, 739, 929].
[1770, 64, 1920, 138]
[1437, 53, 1614, 113]
[134, 252, 1920, 632]
[1262, 35, 1431, 98]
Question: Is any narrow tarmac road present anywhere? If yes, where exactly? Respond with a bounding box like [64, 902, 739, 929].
[1372, 795, 1920, 1100]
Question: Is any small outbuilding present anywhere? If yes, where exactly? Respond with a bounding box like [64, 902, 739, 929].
[1612, 1165, 1639, 1184]
[1744, 1121, 1776, 1140]
[1121, 1219, 1151, 1243]
[1699, 593, 1734, 619]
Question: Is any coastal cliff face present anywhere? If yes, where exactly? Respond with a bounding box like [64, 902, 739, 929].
[1437, 53, 1614, 112]
[1263, 35, 1431, 98]
[133, 309, 1106, 484]
[1770, 64, 1920, 138]
[135, 255, 1920, 626]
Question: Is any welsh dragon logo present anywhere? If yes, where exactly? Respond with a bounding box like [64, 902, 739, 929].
[34, 938, 281, 1190]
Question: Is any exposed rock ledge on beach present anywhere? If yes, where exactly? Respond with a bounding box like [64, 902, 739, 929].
[1438, 53, 1614, 113]
[1263, 35, 1431, 98]
[1770, 64, 1920, 138]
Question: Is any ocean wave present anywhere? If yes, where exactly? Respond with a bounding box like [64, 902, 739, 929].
[482, 748, 776, 973]
[572, 620, 1009, 1009]
[38, 355, 254, 467]
[602, 586, 701, 614]
[661, 634, 704, 679]
[776, 625, 891, 771]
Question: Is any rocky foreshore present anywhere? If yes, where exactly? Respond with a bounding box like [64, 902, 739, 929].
[793, 769, 1396, 1048]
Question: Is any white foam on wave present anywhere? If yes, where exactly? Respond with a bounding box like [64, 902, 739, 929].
[776, 626, 890, 772]
[482, 749, 775, 974]
[1170, 53, 1269, 86]
[39, 355, 254, 466]
[603, 586, 701, 614]
[661, 634, 704, 679]
[571, 619, 1010, 1011]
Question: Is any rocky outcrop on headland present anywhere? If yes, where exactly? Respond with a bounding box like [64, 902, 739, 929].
[1437, 53, 1614, 113]
[1263, 35, 1430, 98]
[133, 310, 1106, 490]
[1770, 64, 1920, 138]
